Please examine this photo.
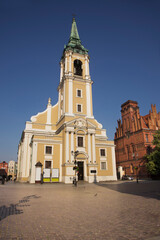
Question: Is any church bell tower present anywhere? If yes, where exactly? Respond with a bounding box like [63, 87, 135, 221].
[17, 17, 117, 184]
[58, 17, 93, 120]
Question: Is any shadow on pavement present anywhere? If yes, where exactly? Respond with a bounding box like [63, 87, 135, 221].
[0, 195, 40, 221]
[96, 181, 160, 200]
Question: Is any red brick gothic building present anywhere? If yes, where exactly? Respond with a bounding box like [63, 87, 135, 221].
[114, 100, 160, 179]
[0, 161, 8, 175]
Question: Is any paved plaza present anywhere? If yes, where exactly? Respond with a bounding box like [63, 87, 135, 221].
[0, 180, 160, 240]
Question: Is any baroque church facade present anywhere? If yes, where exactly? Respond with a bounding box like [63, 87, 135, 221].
[17, 18, 117, 184]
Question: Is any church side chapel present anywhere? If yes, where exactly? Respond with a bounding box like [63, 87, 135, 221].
[17, 18, 117, 183]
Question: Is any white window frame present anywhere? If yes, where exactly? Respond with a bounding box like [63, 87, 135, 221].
[44, 160, 53, 169]
[100, 161, 108, 170]
[76, 89, 82, 98]
[77, 104, 83, 113]
[99, 148, 106, 157]
[76, 135, 85, 148]
[44, 145, 53, 155]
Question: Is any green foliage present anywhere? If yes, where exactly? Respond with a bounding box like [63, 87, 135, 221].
[146, 130, 160, 176]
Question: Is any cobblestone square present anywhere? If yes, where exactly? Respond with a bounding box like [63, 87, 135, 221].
[0, 180, 160, 240]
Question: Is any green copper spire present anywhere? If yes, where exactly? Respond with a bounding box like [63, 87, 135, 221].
[63, 18, 88, 56]
[70, 17, 80, 40]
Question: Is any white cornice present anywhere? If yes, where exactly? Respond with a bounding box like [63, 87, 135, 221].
[32, 139, 62, 144]
[96, 143, 115, 147]
[87, 163, 98, 167]
[24, 129, 57, 136]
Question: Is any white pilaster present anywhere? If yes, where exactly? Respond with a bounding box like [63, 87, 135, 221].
[30, 142, 37, 183]
[66, 131, 69, 163]
[92, 134, 96, 163]
[111, 146, 117, 180]
[68, 79, 73, 114]
[63, 82, 65, 114]
[46, 98, 52, 130]
[60, 62, 63, 82]
[84, 161, 87, 181]
[88, 58, 90, 76]
[59, 144, 62, 182]
[65, 55, 68, 73]
[26, 135, 32, 178]
[69, 52, 72, 75]
[88, 133, 91, 163]
[46, 98, 52, 124]
[86, 83, 91, 117]
[71, 132, 74, 162]
[22, 134, 28, 177]
[58, 90, 61, 119]
[85, 56, 88, 77]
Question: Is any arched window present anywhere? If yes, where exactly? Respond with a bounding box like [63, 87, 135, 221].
[74, 60, 82, 76]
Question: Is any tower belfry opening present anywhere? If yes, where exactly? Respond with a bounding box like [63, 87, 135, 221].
[74, 59, 82, 76]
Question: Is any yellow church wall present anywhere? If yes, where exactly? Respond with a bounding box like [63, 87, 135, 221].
[76, 130, 85, 135]
[90, 84, 93, 116]
[65, 81, 69, 113]
[37, 143, 44, 164]
[52, 144, 60, 169]
[87, 119, 99, 128]
[51, 103, 58, 125]
[56, 115, 74, 130]
[87, 166, 89, 176]
[85, 135, 88, 156]
[73, 81, 87, 115]
[96, 146, 113, 176]
[36, 143, 61, 170]
[106, 147, 113, 175]
[34, 111, 47, 124]
[95, 129, 102, 135]
[74, 133, 77, 148]
[32, 123, 46, 130]
[33, 135, 62, 141]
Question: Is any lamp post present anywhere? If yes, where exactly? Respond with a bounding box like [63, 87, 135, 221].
[71, 150, 79, 186]
[132, 153, 139, 183]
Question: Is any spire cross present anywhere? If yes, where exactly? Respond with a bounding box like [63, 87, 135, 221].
[72, 14, 76, 21]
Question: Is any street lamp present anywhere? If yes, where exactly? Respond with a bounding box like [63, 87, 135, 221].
[71, 150, 79, 186]
[132, 153, 139, 183]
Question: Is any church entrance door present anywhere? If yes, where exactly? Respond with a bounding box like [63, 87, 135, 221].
[78, 161, 84, 180]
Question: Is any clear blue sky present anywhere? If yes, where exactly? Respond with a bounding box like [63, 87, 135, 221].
[0, 0, 160, 162]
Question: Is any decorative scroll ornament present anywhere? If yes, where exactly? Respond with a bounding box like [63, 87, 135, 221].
[75, 120, 86, 128]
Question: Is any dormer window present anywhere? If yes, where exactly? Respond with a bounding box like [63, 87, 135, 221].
[74, 59, 82, 76]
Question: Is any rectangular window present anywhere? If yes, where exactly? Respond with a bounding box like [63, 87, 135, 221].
[45, 161, 51, 169]
[45, 146, 52, 154]
[77, 89, 82, 97]
[78, 137, 83, 147]
[77, 104, 82, 112]
[100, 149, 106, 156]
[101, 162, 106, 170]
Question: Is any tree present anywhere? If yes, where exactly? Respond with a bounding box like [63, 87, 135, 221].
[146, 130, 160, 177]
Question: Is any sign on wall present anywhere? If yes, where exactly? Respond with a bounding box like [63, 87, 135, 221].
[52, 169, 59, 182]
